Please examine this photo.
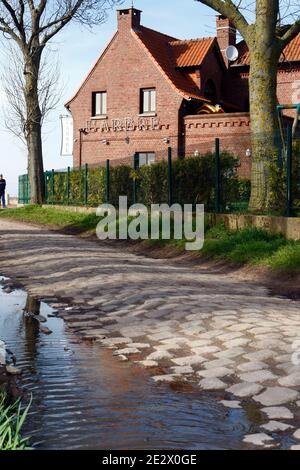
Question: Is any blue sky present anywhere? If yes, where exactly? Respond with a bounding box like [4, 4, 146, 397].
[0, 0, 215, 196]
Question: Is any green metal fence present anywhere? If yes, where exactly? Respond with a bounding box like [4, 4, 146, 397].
[18, 127, 300, 216]
[18, 174, 30, 204]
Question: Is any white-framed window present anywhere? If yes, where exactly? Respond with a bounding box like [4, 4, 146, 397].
[141, 88, 156, 114]
[137, 152, 156, 166]
[92, 91, 107, 116]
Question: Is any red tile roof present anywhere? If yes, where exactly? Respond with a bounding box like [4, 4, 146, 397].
[134, 26, 210, 101]
[235, 33, 300, 66]
[66, 26, 214, 107]
[170, 37, 216, 67]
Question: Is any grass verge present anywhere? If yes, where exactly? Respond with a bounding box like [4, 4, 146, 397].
[0, 393, 31, 450]
[1, 205, 300, 273]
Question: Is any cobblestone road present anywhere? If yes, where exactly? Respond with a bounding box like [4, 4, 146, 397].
[1, 219, 300, 449]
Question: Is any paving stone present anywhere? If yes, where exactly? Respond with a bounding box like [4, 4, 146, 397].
[197, 367, 233, 378]
[203, 358, 234, 369]
[171, 355, 206, 366]
[138, 360, 158, 367]
[191, 345, 220, 355]
[217, 332, 243, 342]
[261, 421, 294, 432]
[261, 406, 294, 420]
[152, 375, 178, 383]
[226, 382, 263, 397]
[293, 429, 300, 440]
[113, 347, 140, 356]
[6, 365, 22, 375]
[228, 323, 253, 332]
[147, 332, 174, 341]
[146, 350, 173, 361]
[238, 370, 278, 383]
[215, 347, 245, 359]
[237, 361, 268, 372]
[189, 339, 212, 348]
[199, 378, 227, 390]
[120, 328, 146, 338]
[243, 350, 276, 361]
[117, 354, 128, 361]
[278, 373, 300, 387]
[243, 433, 276, 448]
[170, 365, 194, 374]
[221, 400, 241, 409]
[129, 343, 151, 349]
[223, 337, 251, 348]
[102, 337, 133, 346]
[153, 343, 182, 351]
[254, 387, 299, 406]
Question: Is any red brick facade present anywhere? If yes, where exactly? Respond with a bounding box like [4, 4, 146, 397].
[184, 113, 251, 178]
[66, 8, 300, 177]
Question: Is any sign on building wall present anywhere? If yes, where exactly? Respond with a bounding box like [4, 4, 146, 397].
[60, 115, 74, 156]
[83, 116, 169, 134]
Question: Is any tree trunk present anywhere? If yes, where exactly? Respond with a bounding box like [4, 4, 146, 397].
[248, 0, 281, 212]
[25, 55, 45, 205]
[248, 53, 279, 211]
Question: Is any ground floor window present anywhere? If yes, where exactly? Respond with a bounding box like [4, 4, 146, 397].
[137, 152, 156, 166]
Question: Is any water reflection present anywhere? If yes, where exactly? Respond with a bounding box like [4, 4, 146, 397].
[23, 295, 40, 364]
[0, 286, 255, 450]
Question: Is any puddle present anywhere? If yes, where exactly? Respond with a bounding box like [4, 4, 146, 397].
[0, 282, 262, 450]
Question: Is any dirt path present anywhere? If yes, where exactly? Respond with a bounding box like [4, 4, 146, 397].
[1, 219, 300, 449]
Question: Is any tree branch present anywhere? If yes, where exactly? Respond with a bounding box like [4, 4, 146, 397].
[195, 0, 250, 41]
[280, 17, 300, 48]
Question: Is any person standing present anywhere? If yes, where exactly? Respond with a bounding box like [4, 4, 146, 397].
[0, 175, 6, 208]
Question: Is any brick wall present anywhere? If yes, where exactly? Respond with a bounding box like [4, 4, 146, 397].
[68, 11, 183, 168]
[184, 112, 252, 178]
[199, 47, 226, 102]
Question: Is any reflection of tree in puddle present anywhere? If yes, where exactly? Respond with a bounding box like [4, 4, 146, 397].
[23, 295, 41, 365]
[243, 402, 264, 426]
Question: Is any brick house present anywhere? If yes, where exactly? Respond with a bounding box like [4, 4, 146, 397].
[66, 7, 300, 178]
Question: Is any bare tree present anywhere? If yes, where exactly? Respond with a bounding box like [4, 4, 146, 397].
[196, 0, 300, 211]
[0, 0, 123, 204]
[1, 43, 61, 146]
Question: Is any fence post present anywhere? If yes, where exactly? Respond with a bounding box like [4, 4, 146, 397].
[84, 163, 88, 206]
[51, 169, 55, 205]
[215, 138, 221, 213]
[168, 147, 173, 206]
[286, 124, 293, 217]
[67, 167, 70, 205]
[26, 174, 30, 204]
[106, 159, 110, 204]
[133, 153, 139, 205]
[44, 172, 48, 204]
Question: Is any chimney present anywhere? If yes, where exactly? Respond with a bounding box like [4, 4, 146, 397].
[117, 8, 142, 32]
[216, 15, 236, 64]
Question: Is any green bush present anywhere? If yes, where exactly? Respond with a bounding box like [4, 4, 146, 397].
[109, 165, 133, 206]
[268, 140, 300, 214]
[45, 151, 242, 209]
[137, 160, 169, 205]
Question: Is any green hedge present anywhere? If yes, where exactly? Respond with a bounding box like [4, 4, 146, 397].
[46, 152, 245, 209]
[268, 140, 300, 213]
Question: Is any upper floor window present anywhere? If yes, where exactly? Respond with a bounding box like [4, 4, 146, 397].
[140, 88, 156, 114]
[92, 91, 107, 117]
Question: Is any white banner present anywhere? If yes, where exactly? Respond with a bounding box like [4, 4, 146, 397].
[60, 115, 74, 156]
